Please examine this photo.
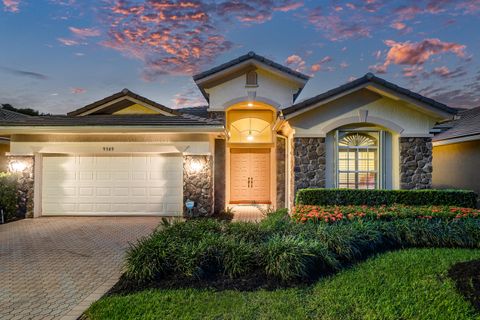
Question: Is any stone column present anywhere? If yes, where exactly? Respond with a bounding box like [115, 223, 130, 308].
[183, 155, 213, 217]
[400, 137, 432, 189]
[293, 137, 326, 196]
[7, 156, 34, 218]
[276, 137, 286, 208]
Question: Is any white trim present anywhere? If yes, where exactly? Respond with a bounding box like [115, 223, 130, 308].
[33, 153, 42, 218]
[321, 115, 405, 135]
[432, 134, 480, 146]
[400, 133, 434, 138]
[0, 126, 224, 135]
[293, 133, 327, 138]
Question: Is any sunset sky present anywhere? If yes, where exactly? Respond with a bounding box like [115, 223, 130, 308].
[1, 0, 479, 114]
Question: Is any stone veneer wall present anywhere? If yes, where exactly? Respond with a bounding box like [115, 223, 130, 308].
[7, 156, 34, 218]
[276, 137, 286, 208]
[183, 155, 213, 217]
[293, 138, 326, 195]
[400, 137, 432, 189]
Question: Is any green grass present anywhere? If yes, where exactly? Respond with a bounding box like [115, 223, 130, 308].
[86, 248, 480, 320]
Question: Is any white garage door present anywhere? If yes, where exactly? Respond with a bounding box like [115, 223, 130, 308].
[42, 155, 183, 216]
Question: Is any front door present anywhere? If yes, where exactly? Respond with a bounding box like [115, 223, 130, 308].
[230, 148, 270, 204]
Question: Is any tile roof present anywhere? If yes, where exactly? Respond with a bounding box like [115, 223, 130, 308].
[67, 88, 180, 116]
[177, 106, 210, 118]
[282, 73, 457, 117]
[0, 108, 30, 120]
[433, 106, 480, 141]
[0, 113, 223, 127]
[193, 51, 310, 82]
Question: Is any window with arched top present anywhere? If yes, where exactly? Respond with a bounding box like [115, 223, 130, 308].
[246, 71, 258, 86]
[337, 132, 378, 189]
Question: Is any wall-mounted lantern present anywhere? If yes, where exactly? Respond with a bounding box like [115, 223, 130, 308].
[9, 160, 27, 173]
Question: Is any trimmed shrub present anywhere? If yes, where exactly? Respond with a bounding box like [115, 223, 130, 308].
[296, 188, 478, 208]
[0, 173, 19, 222]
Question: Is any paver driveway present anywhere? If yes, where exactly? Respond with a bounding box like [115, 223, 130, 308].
[0, 217, 161, 320]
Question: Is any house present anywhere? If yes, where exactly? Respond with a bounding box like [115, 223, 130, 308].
[0, 52, 459, 218]
[432, 106, 480, 199]
[0, 107, 30, 171]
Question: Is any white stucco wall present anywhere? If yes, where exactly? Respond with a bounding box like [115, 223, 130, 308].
[206, 69, 302, 110]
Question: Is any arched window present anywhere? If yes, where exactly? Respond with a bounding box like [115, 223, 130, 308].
[246, 71, 258, 86]
[337, 132, 378, 189]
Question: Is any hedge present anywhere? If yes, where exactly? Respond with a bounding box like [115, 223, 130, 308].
[0, 173, 19, 222]
[295, 188, 478, 208]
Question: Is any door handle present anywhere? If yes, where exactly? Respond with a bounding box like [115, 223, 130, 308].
[251, 177, 253, 188]
[248, 177, 251, 188]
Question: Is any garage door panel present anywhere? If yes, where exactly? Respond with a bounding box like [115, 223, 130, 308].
[42, 155, 183, 216]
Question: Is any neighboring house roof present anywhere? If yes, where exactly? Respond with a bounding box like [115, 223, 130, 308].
[0, 107, 30, 120]
[0, 113, 223, 127]
[67, 88, 181, 116]
[193, 51, 310, 82]
[433, 106, 480, 142]
[282, 73, 457, 118]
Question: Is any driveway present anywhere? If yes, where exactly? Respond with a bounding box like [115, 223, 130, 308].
[0, 217, 161, 320]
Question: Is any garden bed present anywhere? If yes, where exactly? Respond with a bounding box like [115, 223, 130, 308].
[114, 209, 480, 294]
[449, 259, 480, 311]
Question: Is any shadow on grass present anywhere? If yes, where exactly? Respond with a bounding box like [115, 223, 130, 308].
[449, 259, 480, 312]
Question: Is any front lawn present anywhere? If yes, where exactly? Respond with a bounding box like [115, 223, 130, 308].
[86, 248, 480, 320]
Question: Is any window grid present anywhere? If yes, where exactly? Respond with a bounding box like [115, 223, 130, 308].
[337, 133, 378, 189]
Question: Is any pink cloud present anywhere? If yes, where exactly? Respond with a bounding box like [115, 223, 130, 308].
[431, 66, 467, 79]
[71, 87, 86, 94]
[172, 87, 206, 108]
[57, 38, 80, 46]
[101, 0, 301, 78]
[3, 0, 20, 12]
[391, 21, 406, 30]
[384, 38, 465, 65]
[307, 6, 372, 41]
[285, 54, 306, 72]
[371, 39, 467, 74]
[339, 61, 349, 69]
[69, 27, 101, 38]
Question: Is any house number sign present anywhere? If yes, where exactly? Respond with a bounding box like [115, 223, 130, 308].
[102, 147, 115, 151]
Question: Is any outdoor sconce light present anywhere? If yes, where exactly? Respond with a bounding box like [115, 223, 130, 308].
[9, 160, 27, 173]
[189, 159, 204, 173]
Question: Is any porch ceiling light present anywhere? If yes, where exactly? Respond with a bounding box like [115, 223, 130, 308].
[247, 102, 253, 107]
[247, 131, 254, 141]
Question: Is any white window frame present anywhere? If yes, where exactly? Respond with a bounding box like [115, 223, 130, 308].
[334, 130, 385, 189]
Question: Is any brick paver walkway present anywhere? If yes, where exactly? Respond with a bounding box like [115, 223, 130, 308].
[0, 217, 161, 320]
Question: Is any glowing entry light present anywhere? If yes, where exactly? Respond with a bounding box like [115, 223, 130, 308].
[189, 160, 204, 173]
[9, 160, 27, 173]
[247, 102, 253, 107]
[246, 132, 254, 141]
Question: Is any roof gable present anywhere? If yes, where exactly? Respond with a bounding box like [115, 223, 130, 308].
[283, 73, 457, 119]
[67, 89, 179, 116]
[193, 52, 310, 102]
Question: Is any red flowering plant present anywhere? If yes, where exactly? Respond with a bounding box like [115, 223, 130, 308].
[291, 204, 480, 224]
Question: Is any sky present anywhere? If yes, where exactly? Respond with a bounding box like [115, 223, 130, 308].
[0, 0, 479, 114]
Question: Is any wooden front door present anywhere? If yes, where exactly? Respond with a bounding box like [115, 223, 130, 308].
[230, 148, 270, 204]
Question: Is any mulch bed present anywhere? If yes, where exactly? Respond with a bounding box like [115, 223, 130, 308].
[448, 259, 480, 312]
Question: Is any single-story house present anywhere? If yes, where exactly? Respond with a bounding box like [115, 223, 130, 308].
[0, 52, 467, 217]
[432, 106, 480, 199]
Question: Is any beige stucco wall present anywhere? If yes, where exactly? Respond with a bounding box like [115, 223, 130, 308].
[0, 143, 9, 171]
[9, 133, 215, 156]
[433, 140, 480, 198]
[206, 69, 301, 110]
[288, 89, 441, 137]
